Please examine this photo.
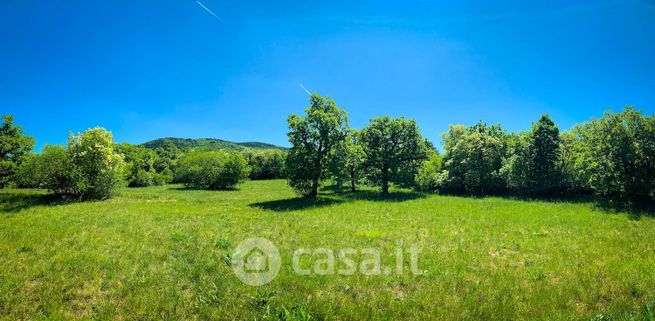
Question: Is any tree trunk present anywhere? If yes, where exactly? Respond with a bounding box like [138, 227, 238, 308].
[310, 176, 319, 198]
[381, 167, 389, 194]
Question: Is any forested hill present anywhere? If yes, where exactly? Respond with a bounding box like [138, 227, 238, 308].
[141, 137, 287, 151]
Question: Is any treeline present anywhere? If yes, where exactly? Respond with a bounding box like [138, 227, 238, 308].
[284, 94, 655, 206]
[1, 96, 654, 205]
[0, 116, 286, 199]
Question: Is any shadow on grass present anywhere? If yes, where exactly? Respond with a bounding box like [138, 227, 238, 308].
[593, 200, 655, 220]
[463, 192, 655, 219]
[250, 196, 344, 211]
[169, 186, 239, 191]
[250, 189, 427, 212]
[0, 192, 71, 213]
[337, 190, 427, 202]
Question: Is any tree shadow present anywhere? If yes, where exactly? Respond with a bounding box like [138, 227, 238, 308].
[592, 199, 655, 220]
[0, 192, 70, 213]
[337, 190, 428, 202]
[250, 188, 426, 212]
[169, 186, 239, 191]
[250, 196, 344, 212]
[469, 193, 655, 219]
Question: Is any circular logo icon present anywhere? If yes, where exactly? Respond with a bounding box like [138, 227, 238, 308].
[232, 237, 281, 286]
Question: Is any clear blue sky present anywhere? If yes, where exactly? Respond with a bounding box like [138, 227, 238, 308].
[1, 0, 654, 150]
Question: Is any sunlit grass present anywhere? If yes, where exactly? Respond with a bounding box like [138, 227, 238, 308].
[1, 180, 655, 320]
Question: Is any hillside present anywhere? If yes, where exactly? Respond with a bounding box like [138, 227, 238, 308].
[141, 137, 287, 151]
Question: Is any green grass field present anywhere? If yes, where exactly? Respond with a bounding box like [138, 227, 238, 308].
[1, 180, 655, 320]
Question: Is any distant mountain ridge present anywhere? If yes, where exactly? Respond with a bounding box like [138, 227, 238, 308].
[141, 137, 287, 151]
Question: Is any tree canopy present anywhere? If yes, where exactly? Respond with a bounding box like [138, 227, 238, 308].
[285, 94, 349, 197]
[359, 116, 429, 194]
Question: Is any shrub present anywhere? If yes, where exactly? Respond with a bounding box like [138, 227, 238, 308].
[415, 152, 442, 192]
[21, 129, 125, 200]
[65, 128, 125, 199]
[176, 151, 249, 190]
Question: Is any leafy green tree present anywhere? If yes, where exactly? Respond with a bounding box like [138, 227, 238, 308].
[360, 116, 429, 194]
[441, 122, 507, 195]
[328, 129, 366, 192]
[175, 151, 249, 190]
[414, 150, 442, 192]
[116, 143, 169, 187]
[526, 115, 561, 193]
[285, 94, 348, 197]
[501, 115, 561, 195]
[37, 145, 82, 196]
[244, 149, 287, 180]
[0, 115, 35, 187]
[26, 128, 124, 200]
[153, 141, 182, 175]
[67, 128, 126, 199]
[571, 107, 655, 203]
[14, 154, 45, 188]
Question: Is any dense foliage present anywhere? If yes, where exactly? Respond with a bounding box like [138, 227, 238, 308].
[244, 149, 287, 180]
[3, 103, 654, 206]
[117, 143, 174, 187]
[328, 129, 366, 192]
[0, 115, 35, 187]
[359, 117, 429, 193]
[501, 115, 562, 195]
[175, 151, 249, 190]
[430, 107, 655, 205]
[15, 128, 125, 199]
[439, 123, 508, 195]
[285, 94, 349, 197]
[143, 137, 284, 152]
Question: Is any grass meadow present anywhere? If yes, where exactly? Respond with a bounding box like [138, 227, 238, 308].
[1, 180, 655, 320]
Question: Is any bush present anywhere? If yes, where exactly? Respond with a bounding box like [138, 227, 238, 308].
[175, 151, 249, 190]
[415, 152, 442, 192]
[22, 129, 125, 200]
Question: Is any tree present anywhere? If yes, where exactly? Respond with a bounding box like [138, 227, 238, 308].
[526, 115, 561, 193]
[0, 115, 35, 187]
[67, 128, 126, 199]
[244, 149, 287, 180]
[360, 116, 429, 194]
[501, 115, 561, 195]
[175, 151, 249, 190]
[23, 128, 125, 199]
[415, 150, 442, 192]
[328, 129, 366, 192]
[14, 153, 45, 188]
[285, 94, 348, 197]
[441, 122, 507, 195]
[116, 143, 170, 187]
[571, 107, 655, 204]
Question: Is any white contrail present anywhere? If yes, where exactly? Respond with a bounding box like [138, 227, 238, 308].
[196, 1, 225, 23]
[299, 83, 311, 96]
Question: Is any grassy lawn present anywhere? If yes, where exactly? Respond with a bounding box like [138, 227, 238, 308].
[1, 180, 655, 320]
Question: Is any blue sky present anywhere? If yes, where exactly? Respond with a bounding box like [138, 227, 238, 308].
[1, 0, 654, 150]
